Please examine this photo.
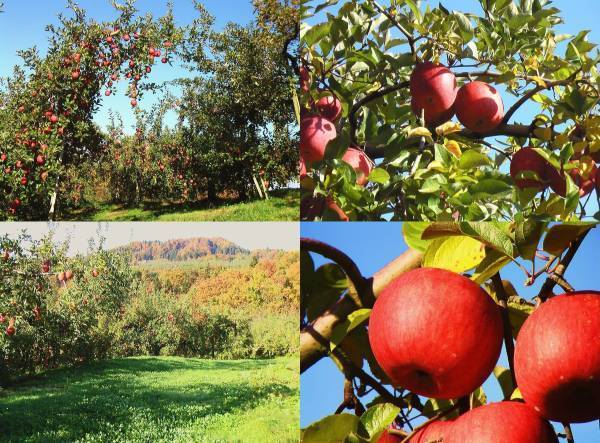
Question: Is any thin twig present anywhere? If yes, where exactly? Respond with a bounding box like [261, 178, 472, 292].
[371, 0, 416, 57]
[537, 229, 591, 302]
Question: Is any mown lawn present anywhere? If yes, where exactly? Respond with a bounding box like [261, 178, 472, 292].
[61, 189, 299, 221]
[0, 356, 299, 443]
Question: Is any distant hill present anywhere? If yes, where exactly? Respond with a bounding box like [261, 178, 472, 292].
[117, 238, 250, 262]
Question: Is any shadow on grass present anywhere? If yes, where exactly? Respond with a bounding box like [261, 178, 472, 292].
[0, 357, 295, 443]
[63, 188, 299, 221]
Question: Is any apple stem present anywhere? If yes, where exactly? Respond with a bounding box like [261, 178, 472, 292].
[562, 423, 575, 443]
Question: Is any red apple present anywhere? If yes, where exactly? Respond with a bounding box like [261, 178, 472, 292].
[455, 81, 504, 133]
[105, 90, 112, 96]
[514, 291, 600, 423]
[131, 99, 138, 107]
[92, 268, 99, 277]
[342, 147, 373, 186]
[510, 148, 565, 196]
[71, 70, 80, 80]
[42, 260, 50, 273]
[316, 95, 342, 121]
[377, 428, 401, 442]
[410, 62, 457, 126]
[300, 115, 337, 163]
[408, 420, 453, 442]
[6, 325, 15, 336]
[50, 115, 59, 123]
[0, 314, 5, 323]
[447, 402, 557, 443]
[1, 153, 6, 162]
[36, 155, 45, 166]
[369, 267, 503, 399]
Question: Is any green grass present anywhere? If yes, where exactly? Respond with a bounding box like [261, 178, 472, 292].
[60, 189, 299, 221]
[0, 356, 299, 443]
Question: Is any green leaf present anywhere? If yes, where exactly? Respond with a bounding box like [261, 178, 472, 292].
[302, 414, 359, 443]
[306, 263, 348, 321]
[458, 150, 492, 169]
[422, 398, 457, 419]
[358, 403, 400, 440]
[402, 222, 432, 252]
[470, 386, 487, 409]
[542, 222, 597, 255]
[423, 236, 486, 273]
[302, 22, 332, 46]
[514, 220, 546, 261]
[493, 366, 516, 400]
[368, 168, 390, 184]
[471, 249, 511, 284]
[506, 296, 534, 336]
[331, 308, 372, 348]
[459, 222, 516, 258]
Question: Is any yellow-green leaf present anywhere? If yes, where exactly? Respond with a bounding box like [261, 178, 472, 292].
[423, 236, 486, 273]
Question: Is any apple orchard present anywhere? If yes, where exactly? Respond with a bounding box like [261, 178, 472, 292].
[300, 222, 599, 442]
[299, 0, 600, 221]
[0, 1, 298, 220]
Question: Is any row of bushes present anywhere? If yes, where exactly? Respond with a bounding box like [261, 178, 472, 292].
[0, 234, 298, 385]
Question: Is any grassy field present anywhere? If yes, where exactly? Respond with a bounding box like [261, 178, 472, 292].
[61, 189, 299, 221]
[0, 356, 299, 443]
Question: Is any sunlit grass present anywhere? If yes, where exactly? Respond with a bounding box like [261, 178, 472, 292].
[0, 356, 299, 443]
[60, 189, 299, 222]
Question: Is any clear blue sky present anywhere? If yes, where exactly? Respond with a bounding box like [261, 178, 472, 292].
[300, 222, 600, 442]
[304, 0, 600, 216]
[0, 0, 255, 133]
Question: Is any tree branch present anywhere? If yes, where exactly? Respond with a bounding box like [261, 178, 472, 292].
[537, 229, 591, 302]
[307, 324, 413, 411]
[348, 81, 410, 145]
[562, 423, 575, 443]
[371, 1, 416, 57]
[491, 273, 517, 390]
[300, 248, 423, 373]
[500, 78, 573, 126]
[301, 237, 373, 306]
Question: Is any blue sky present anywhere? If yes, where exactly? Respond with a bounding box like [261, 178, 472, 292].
[300, 222, 599, 441]
[0, 0, 256, 133]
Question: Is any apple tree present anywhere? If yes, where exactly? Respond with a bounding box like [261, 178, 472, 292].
[299, 0, 600, 221]
[0, 0, 182, 220]
[177, 0, 299, 202]
[0, 232, 138, 383]
[300, 221, 599, 441]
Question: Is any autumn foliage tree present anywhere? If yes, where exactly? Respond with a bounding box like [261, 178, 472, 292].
[300, 221, 599, 441]
[299, 0, 600, 221]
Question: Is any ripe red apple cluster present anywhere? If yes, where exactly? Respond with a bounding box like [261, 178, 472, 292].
[299, 68, 373, 186]
[369, 267, 599, 441]
[410, 62, 504, 132]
